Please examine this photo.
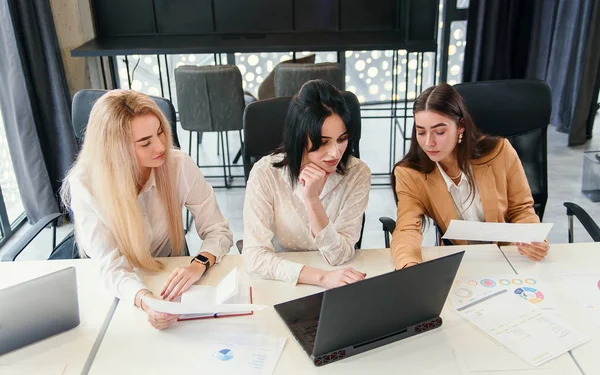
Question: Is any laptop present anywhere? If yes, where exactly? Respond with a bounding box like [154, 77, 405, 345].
[0, 267, 80, 355]
[274, 251, 464, 366]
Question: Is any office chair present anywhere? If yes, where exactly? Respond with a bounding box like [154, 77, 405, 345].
[379, 80, 552, 248]
[564, 202, 600, 242]
[72, 89, 181, 149]
[238, 90, 364, 252]
[2, 91, 186, 261]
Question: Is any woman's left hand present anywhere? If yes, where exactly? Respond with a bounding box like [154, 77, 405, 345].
[516, 241, 549, 262]
[160, 261, 207, 301]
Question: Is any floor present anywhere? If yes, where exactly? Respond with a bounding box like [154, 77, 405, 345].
[2, 110, 599, 261]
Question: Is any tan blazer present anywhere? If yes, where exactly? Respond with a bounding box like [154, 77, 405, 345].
[391, 138, 540, 269]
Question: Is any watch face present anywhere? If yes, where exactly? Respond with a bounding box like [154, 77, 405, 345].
[196, 255, 209, 264]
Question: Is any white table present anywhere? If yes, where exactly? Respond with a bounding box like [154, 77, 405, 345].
[0, 259, 117, 375]
[90, 245, 582, 375]
[501, 242, 600, 375]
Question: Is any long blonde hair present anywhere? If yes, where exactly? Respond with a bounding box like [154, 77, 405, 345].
[61, 90, 184, 271]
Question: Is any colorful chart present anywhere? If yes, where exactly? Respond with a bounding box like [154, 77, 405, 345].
[512, 279, 523, 285]
[499, 279, 511, 286]
[214, 348, 235, 361]
[481, 279, 496, 288]
[525, 278, 537, 285]
[514, 287, 544, 304]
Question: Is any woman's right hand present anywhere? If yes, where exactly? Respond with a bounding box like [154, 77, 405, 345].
[321, 267, 366, 289]
[141, 294, 180, 330]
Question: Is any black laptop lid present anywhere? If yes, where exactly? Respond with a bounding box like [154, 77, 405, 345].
[313, 251, 464, 355]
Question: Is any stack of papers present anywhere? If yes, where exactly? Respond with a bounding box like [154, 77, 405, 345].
[455, 289, 588, 366]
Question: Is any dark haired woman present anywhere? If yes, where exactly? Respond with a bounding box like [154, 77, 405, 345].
[391, 83, 549, 269]
[243, 80, 371, 287]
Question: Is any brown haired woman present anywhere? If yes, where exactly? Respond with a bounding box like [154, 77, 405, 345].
[391, 83, 549, 269]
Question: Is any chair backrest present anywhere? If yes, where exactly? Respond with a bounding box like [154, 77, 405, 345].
[454, 80, 551, 220]
[242, 91, 362, 181]
[174, 65, 245, 133]
[274, 63, 344, 97]
[71, 89, 181, 149]
[258, 54, 316, 100]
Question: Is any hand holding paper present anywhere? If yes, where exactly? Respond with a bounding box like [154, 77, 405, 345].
[144, 267, 266, 317]
[442, 220, 553, 243]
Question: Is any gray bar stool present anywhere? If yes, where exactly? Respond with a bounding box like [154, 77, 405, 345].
[274, 63, 344, 97]
[175, 65, 245, 188]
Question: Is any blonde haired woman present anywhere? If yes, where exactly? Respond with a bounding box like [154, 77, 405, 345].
[61, 90, 233, 329]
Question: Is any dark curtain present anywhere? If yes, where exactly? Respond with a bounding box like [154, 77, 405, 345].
[463, 0, 600, 146]
[0, 0, 77, 223]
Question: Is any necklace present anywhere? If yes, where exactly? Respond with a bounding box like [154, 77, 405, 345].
[448, 170, 462, 180]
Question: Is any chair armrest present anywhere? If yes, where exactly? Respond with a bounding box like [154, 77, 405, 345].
[379, 217, 397, 234]
[564, 202, 600, 242]
[1, 213, 62, 262]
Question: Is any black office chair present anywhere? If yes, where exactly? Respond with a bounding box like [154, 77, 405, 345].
[238, 91, 364, 252]
[2, 91, 185, 262]
[379, 80, 552, 247]
[564, 202, 600, 242]
[72, 89, 181, 149]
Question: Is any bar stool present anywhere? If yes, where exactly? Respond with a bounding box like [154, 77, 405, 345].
[175, 65, 245, 188]
[274, 63, 344, 97]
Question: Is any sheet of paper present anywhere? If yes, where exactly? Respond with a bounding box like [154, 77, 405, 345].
[144, 298, 265, 315]
[226, 285, 251, 304]
[457, 290, 589, 367]
[0, 365, 66, 375]
[450, 275, 558, 311]
[200, 332, 286, 375]
[442, 220, 553, 243]
[454, 350, 562, 374]
[181, 285, 216, 306]
[215, 267, 240, 304]
[560, 273, 600, 326]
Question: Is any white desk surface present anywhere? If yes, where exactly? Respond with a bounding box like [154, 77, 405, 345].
[0, 259, 117, 375]
[90, 245, 582, 375]
[501, 242, 600, 375]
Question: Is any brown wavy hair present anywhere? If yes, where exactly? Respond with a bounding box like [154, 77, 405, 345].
[392, 83, 500, 207]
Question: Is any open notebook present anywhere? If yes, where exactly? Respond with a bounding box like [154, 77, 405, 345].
[143, 267, 263, 320]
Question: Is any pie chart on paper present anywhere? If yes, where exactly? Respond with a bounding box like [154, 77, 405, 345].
[214, 348, 235, 361]
[514, 287, 544, 304]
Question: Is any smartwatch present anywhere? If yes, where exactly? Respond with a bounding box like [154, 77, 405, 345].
[191, 253, 211, 270]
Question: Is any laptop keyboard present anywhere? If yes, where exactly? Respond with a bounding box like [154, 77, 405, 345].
[290, 319, 320, 352]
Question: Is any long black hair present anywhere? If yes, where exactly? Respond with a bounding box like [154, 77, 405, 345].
[273, 79, 353, 185]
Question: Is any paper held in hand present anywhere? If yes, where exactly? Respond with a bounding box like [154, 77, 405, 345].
[143, 267, 265, 318]
[442, 220, 553, 243]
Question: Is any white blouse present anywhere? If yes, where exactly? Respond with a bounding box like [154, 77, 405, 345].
[242, 154, 371, 284]
[436, 162, 485, 222]
[69, 150, 233, 304]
